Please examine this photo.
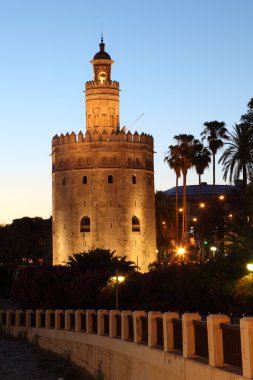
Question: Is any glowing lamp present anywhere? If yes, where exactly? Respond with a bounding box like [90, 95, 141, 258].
[177, 247, 185, 255]
[247, 263, 253, 272]
[111, 275, 125, 283]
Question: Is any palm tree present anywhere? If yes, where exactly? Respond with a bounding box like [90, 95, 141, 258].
[192, 142, 211, 185]
[67, 248, 136, 275]
[201, 121, 228, 191]
[173, 134, 197, 244]
[218, 123, 253, 188]
[164, 145, 182, 244]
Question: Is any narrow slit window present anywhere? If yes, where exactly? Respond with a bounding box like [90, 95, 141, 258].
[132, 216, 140, 232]
[82, 176, 87, 184]
[132, 175, 137, 184]
[108, 175, 113, 184]
[62, 178, 66, 186]
[80, 216, 90, 233]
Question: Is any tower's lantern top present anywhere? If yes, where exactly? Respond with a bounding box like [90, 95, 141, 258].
[93, 37, 111, 60]
[90, 37, 114, 83]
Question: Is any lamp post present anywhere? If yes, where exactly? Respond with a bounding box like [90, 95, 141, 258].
[177, 247, 185, 263]
[111, 269, 125, 310]
[210, 246, 217, 258]
[199, 202, 206, 262]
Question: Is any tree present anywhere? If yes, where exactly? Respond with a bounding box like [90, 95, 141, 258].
[173, 134, 198, 244]
[192, 142, 211, 185]
[164, 145, 182, 244]
[155, 191, 175, 259]
[201, 121, 228, 190]
[219, 123, 253, 188]
[241, 98, 253, 127]
[0, 217, 52, 266]
[67, 248, 136, 275]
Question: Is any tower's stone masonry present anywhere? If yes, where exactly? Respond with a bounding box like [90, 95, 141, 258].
[52, 39, 156, 271]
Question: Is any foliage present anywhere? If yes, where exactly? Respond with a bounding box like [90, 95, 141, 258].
[0, 267, 13, 296]
[224, 221, 253, 262]
[11, 265, 73, 309]
[172, 134, 201, 241]
[241, 98, 253, 127]
[201, 120, 228, 155]
[219, 123, 253, 188]
[95, 251, 251, 315]
[201, 120, 228, 187]
[67, 270, 110, 309]
[192, 142, 211, 184]
[10, 264, 112, 310]
[155, 191, 175, 258]
[66, 248, 136, 275]
[0, 217, 52, 266]
[233, 274, 253, 315]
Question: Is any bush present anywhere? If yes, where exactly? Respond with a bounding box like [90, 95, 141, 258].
[11, 265, 111, 310]
[10, 257, 250, 316]
[0, 267, 13, 296]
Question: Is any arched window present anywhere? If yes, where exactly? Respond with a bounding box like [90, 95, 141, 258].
[132, 216, 140, 232]
[108, 175, 113, 184]
[148, 176, 151, 186]
[82, 176, 87, 184]
[62, 177, 66, 186]
[80, 216, 90, 233]
[132, 174, 137, 184]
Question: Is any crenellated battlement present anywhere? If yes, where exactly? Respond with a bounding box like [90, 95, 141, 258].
[85, 80, 119, 88]
[52, 129, 154, 148]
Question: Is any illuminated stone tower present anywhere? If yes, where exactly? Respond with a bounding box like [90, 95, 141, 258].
[52, 38, 156, 271]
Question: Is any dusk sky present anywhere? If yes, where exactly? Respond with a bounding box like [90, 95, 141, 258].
[1, 0, 253, 224]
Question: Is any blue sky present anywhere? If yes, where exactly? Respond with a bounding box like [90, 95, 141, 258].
[1, 0, 253, 224]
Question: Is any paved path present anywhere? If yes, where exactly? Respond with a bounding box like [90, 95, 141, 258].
[0, 336, 57, 380]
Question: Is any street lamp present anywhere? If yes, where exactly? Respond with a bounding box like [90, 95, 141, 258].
[246, 263, 253, 272]
[111, 268, 125, 309]
[177, 247, 185, 263]
[210, 246, 217, 258]
[199, 202, 206, 262]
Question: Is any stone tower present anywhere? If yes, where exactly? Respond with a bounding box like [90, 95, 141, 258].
[52, 38, 156, 271]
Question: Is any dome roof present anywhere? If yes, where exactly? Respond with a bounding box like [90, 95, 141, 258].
[93, 38, 111, 60]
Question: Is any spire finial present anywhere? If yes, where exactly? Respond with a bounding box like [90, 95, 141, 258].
[99, 32, 105, 52]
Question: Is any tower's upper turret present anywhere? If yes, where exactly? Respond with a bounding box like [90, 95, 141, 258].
[85, 38, 119, 134]
[90, 37, 114, 83]
[93, 37, 111, 60]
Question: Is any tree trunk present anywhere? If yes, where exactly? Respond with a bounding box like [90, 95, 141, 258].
[242, 162, 247, 189]
[183, 170, 187, 245]
[176, 175, 179, 245]
[213, 153, 216, 193]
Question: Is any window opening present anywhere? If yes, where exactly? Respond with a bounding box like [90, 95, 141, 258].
[108, 175, 113, 184]
[132, 216, 140, 232]
[80, 216, 90, 233]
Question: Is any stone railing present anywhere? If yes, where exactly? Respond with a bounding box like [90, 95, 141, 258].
[1, 309, 252, 380]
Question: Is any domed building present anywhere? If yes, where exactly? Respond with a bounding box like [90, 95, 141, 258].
[51, 38, 156, 271]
